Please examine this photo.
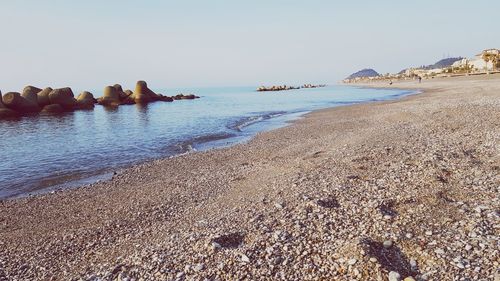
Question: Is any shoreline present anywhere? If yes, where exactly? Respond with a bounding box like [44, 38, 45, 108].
[1, 88, 415, 201]
[1, 74, 498, 280]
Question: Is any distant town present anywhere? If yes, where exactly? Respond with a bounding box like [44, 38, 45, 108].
[343, 48, 500, 83]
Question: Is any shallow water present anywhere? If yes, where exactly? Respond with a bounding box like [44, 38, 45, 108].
[0, 85, 413, 199]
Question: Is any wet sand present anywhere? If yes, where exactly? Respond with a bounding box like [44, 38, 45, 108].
[1, 74, 499, 280]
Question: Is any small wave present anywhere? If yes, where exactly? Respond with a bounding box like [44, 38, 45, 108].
[229, 111, 287, 132]
[173, 132, 237, 154]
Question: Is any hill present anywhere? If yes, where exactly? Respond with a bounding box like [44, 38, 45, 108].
[399, 57, 464, 74]
[422, 57, 463, 70]
[346, 68, 380, 79]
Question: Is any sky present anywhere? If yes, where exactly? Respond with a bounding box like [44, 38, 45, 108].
[1, 0, 499, 91]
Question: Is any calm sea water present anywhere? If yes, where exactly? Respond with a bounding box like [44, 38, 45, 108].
[0, 85, 413, 199]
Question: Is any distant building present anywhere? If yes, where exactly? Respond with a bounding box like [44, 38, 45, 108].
[447, 49, 499, 73]
[473, 48, 499, 71]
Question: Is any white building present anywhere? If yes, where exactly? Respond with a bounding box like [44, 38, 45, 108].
[450, 49, 499, 72]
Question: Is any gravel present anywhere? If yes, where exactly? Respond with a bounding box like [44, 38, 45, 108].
[0, 74, 499, 280]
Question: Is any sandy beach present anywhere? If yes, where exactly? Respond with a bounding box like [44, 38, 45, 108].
[1, 75, 499, 280]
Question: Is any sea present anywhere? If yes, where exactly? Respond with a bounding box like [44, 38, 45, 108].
[0, 85, 414, 199]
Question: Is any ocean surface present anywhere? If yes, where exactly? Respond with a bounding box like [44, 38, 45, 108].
[0, 85, 414, 199]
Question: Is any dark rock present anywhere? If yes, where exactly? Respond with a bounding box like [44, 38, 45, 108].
[48, 88, 78, 110]
[77, 91, 96, 109]
[98, 86, 121, 107]
[158, 95, 174, 102]
[2, 92, 40, 113]
[42, 104, 65, 113]
[212, 233, 245, 248]
[22, 85, 42, 105]
[134, 80, 157, 103]
[36, 87, 53, 107]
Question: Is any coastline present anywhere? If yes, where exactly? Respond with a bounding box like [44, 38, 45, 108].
[1, 87, 414, 201]
[1, 75, 499, 280]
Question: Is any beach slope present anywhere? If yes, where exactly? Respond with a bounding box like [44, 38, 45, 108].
[1, 75, 499, 280]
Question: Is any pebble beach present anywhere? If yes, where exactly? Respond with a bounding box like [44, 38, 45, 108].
[1, 74, 499, 280]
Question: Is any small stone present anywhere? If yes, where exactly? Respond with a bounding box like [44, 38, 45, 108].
[176, 272, 185, 278]
[465, 244, 472, 251]
[347, 258, 357, 265]
[353, 268, 360, 275]
[210, 242, 222, 250]
[384, 215, 393, 220]
[434, 248, 445, 255]
[383, 240, 393, 248]
[405, 233, 413, 239]
[369, 257, 377, 263]
[388, 271, 401, 281]
[194, 263, 205, 271]
[404, 277, 416, 281]
[456, 262, 465, 269]
[410, 259, 417, 269]
[274, 203, 284, 209]
[241, 254, 250, 263]
[425, 231, 432, 236]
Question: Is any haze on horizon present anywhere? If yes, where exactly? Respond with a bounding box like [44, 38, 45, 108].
[1, 0, 499, 92]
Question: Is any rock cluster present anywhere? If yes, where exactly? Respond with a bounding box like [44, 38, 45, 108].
[257, 85, 300, 92]
[0, 81, 200, 119]
[257, 84, 326, 92]
[0, 86, 96, 117]
[301, 83, 326, 89]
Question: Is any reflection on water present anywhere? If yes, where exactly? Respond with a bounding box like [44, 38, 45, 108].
[0, 86, 413, 199]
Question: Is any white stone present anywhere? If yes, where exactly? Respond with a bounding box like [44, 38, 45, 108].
[383, 240, 393, 248]
[388, 271, 401, 281]
[241, 254, 250, 263]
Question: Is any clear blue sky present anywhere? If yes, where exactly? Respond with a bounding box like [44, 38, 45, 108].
[1, 0, 499, 91]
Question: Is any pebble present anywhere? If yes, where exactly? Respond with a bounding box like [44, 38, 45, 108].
[388, 271, 401, 281]
[434, 248, 445, 255]
[2, 80, 499, 281]
[383, 240, 393, 248]
[410, 259, 418, 269]
[194, 263, 205, 271]
[241, 254, 250, 263]
[210, 242, 221, 250]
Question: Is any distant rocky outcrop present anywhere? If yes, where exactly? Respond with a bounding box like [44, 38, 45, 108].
[346, 69, 380, 80]
[257, 84, 326, 92]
